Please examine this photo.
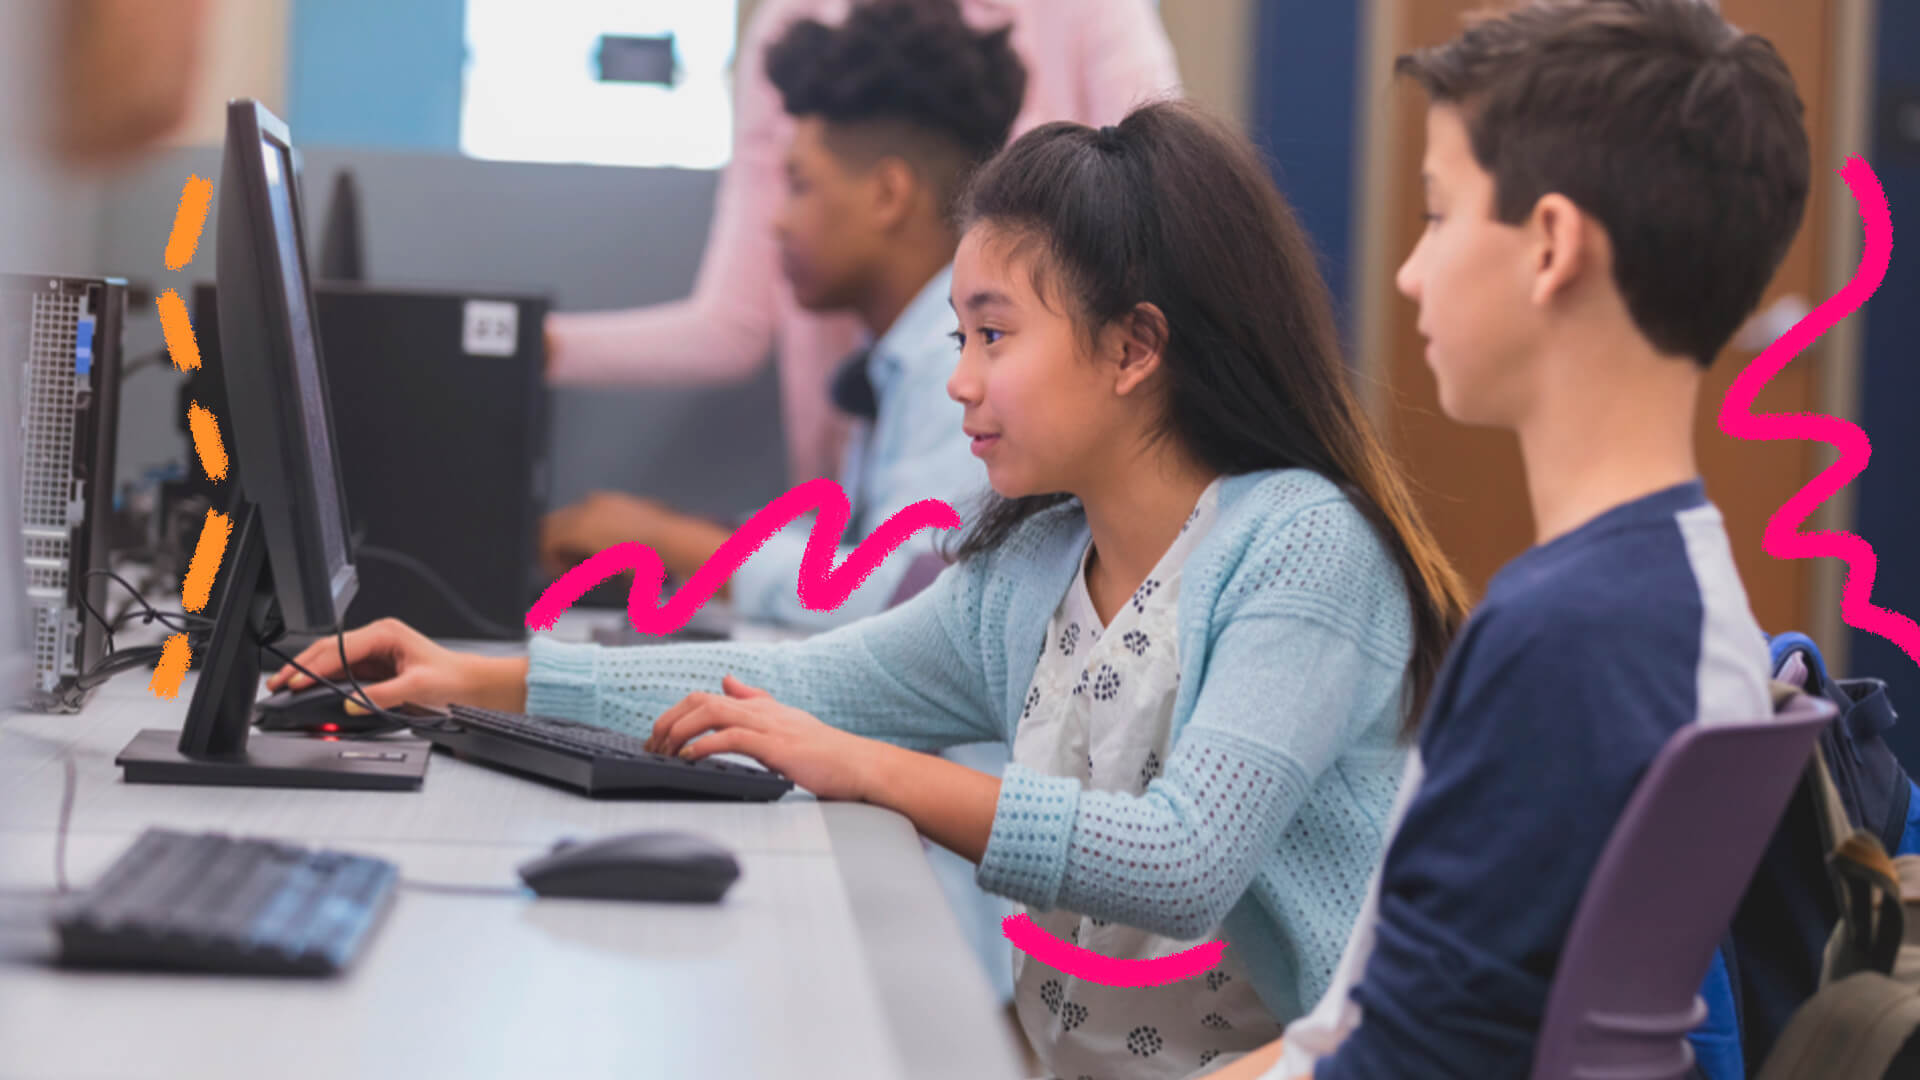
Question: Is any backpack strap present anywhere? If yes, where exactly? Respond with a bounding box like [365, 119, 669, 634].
[1790, 670, 1853, 854]
[1755, 972, 1920, 1080]
[1809, 741, 1855, 857]
[1804, 714, 1910, 982]
[1828, 833, 1908, 981]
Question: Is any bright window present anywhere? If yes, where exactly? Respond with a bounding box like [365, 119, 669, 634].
[460, 1, 735, 169]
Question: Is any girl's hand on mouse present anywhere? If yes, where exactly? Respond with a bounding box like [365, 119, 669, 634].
[264, 617, 529, 714]
[646, 676, 882, 801]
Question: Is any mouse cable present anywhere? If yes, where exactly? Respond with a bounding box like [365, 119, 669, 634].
[53, 752, 74, 892]
[74, 570, 214, 691]
[0, 748, 78, 902]
[73, 646, 169, 691]
[80, 568, 213, 659]
[76, 564, 496, 744]
[397, 879, 526, 898]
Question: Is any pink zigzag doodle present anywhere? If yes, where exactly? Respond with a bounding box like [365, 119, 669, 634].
[525, 477, 962, 633]
[1719, 156, 1912, 670]
[1002, 913, 1227, 989]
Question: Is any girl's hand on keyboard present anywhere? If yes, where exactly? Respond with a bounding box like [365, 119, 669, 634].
[646, 675, 882, 801]
[264, 617, 530, 714]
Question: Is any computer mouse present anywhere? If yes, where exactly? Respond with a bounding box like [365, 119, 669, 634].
[516, 830, 741, 903]
[253, 684, 389, 735]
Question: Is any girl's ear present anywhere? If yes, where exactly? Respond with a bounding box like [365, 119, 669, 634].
[1112, 302, 1170, 397]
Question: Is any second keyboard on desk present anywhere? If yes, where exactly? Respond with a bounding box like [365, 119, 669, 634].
[412, 704, 795, 801]
[56, 829, 397, 975]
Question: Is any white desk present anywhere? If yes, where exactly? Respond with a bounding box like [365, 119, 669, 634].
[0, 655, 1022, 1079]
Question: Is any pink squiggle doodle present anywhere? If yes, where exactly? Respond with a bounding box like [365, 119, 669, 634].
[1002, 914, 1225, 988]
[525, 477, 962, 633]
[1718, 156, 1914, 670]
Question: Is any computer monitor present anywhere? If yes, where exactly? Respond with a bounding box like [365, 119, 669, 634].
[116, 100, 428, 790]
[318, 170, 365, 282]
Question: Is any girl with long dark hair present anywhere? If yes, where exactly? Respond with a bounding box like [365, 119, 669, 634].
[272, 101, 1467, 1078]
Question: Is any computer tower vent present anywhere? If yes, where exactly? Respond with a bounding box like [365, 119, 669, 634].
[5, 274, 124, 710]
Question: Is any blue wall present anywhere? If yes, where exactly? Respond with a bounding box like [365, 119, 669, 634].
[1249, 0, 1363, 342]
[1849, 0, 1920, 764]
[286, 0, 467, 150]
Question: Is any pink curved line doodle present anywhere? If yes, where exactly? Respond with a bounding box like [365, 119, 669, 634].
[1002, 914, 1226, 988]
[1718, 156, 1914, 669]
[525, 477, 962, 633]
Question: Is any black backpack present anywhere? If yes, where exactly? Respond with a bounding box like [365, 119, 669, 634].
[1753, 752, 1920, 1078]
[1723, 633, 1920, 1072]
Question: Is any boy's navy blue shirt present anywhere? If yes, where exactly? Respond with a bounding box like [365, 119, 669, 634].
[1317, 481, 1771, 1078]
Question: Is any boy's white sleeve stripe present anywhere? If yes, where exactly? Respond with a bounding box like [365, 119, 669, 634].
[1274, 752, 1426, 1076]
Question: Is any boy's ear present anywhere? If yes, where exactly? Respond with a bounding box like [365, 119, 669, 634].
[1112, 302, 1170, 397]
[1528, 192, 1596, 307]
[866, 156, 921, 233]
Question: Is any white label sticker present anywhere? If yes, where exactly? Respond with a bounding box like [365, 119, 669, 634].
[462, 300, 519, 357]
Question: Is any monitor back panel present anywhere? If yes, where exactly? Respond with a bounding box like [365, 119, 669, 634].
[191, 283, 549, 640]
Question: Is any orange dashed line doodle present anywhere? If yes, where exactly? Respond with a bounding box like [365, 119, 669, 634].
[148, 633, 193, 701]
[163, 175, 212, 271]
[186, 400, 229, 481]
[181, 509, 232, 614]
[149, 175, 225, 699]
[154, 288, 200, 371]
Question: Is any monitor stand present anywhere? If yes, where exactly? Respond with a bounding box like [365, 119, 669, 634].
[116, 499, 429, 791]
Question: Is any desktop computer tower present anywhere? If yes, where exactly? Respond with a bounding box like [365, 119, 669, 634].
[0, 274, 125, 710]
[184, 283, 549, 640]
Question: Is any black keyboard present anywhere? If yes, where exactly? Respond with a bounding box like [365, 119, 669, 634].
[56, 828, 397, 975]
[413, 704, 794, 801]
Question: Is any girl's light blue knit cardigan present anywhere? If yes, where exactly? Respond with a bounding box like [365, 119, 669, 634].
[526, 468, 1415, 1021]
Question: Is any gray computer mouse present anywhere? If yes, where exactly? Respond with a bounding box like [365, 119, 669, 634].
[516, 831, 740, 903]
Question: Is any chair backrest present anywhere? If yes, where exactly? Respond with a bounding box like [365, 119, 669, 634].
[886, 551, 948, 609]
[1531, 693, 1839, 1080]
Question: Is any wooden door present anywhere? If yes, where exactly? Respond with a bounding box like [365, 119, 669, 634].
[1374, 0, 1837, 633]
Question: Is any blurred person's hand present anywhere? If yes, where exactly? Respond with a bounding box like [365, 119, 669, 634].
[541, 492, 680, 577]
[540, 492, 731, 590]
[54, 0, 212, 166]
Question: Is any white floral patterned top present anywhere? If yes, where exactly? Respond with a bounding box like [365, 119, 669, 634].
[1012, 478, 1283, 1080]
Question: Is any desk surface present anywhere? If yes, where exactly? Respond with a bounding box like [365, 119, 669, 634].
[0, 658, 1021, 1079]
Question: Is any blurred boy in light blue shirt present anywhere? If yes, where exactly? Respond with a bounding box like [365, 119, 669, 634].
[538, 0, 1024, 632]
